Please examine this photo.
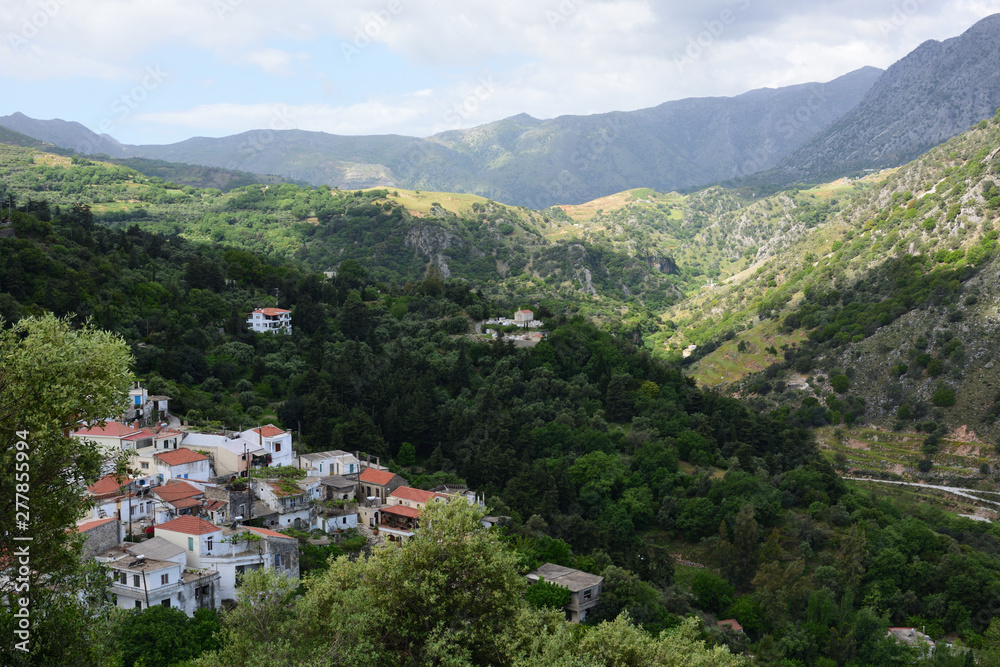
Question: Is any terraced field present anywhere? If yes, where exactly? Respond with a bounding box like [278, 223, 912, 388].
[817, 426, 996, 478]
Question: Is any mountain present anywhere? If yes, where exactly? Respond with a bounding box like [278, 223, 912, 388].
[0, 68, 881, 208]
[665, 110, 1000, 445]
[123, 68, 879, 207]
[0, 123, 51, 149]
[0, 111, 126, 157]
[758, 13, 1000, 185]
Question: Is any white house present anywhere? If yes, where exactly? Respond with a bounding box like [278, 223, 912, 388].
[298, 450, 361, 477]
[251, 477, 320, 529]
[154, 516, 298, 602]
[84, 474, 155, 530]
[72, 421, 144, 461]
[123, 383, 150, 426]
[96, 537, 220, 614]
[240, 425, 294, 468]
[153, 448, 213, 483]
[123, 427, 184, 453]
[179, 433, 264, 478]
[247, 308, 292, 335]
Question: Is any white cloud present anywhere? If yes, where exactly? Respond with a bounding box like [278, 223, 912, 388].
[0, 0, 994, 142]
[242, 48, 309, 76]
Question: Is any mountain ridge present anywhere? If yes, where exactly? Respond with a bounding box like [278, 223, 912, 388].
[754, 13, 1000, 186]
[1, 68, 881, 207]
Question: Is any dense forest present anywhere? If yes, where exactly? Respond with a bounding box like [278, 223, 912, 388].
[6, 191, 1000, 666]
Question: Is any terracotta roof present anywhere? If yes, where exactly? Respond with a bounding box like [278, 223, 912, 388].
[246, 526, 296, 540]
[87, 474, 134, 496]
[360, 467, 396, 486]
[389, 486, 442, 505]
[75, 517, 117, 532]
[154, 449, 209, 466]
[717, 619, 743, 632]
[518, 309, 533, 314]
[156, 516, 220, 536]
[169, 497, 202, 509]
[74, 421, 143, 438]
[152, 480, 202, 502]
[204, 500, 226, 512]
[382, 505, 420, 519]
[254, 308, 290, 316]
[250, 424, 285, 438]
[122, 429, 157, 442]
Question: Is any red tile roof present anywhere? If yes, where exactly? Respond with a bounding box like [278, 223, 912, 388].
[250, 424, 285, 438]
[74, 421, 142, 438]
[246, 526, 296, 540]
[154, 449, 209, 466]
[75, 517, 117, 532]
[169, 497, 202, 509]
[382, 505, 420, 519]
[389, 486, 442, 505]
[156, 516, 220, 536]
[152, 480, 202, 502]
[255, 308, 290, 316]
[204, 500, 226, 512]
[717, 619, 743, 632]
[360, 467, 396, 486]
[122, 429, 157, 442]
[87, 474, 134, 496]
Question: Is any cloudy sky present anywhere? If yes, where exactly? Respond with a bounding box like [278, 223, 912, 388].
[0, 0, 993, 145]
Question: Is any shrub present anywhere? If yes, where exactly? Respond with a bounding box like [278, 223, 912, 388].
[831, 375, 850, 393]
[524, 578, 572, 610]
[931, 386, 956, 407]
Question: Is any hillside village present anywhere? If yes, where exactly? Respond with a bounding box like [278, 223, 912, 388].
[65, 383, 600, 620]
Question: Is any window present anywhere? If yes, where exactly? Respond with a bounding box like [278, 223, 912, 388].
[274, 554, 280, 568]
[583, 589, 592, 600]
[207, 537, 213, 552]
[133, 575, 140, 588]
[120, 573, 127, 585]
[140, 462, 149, 469]
[188, 537, 194, 551]
[161, 573, 169, 585]
[274, 442, 281, 453]
[161, 598, 171, 608]
[135, 600, 142, 609]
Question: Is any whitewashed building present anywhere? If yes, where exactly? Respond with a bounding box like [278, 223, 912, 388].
[246, 308, 292, 335]
[240, 425, 294, 468]
[298, 450, 362, 477]
[154, 516, 299, 602]
[96, 537, 220, 614]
